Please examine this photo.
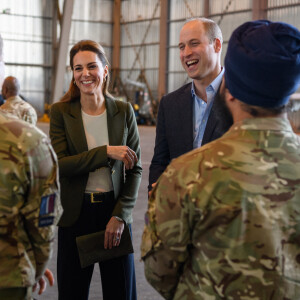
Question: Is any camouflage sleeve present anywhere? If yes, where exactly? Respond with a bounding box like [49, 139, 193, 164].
[141, 162, 191, 299]
[22, 107, 37, 125]
[20, 135, 62, 279]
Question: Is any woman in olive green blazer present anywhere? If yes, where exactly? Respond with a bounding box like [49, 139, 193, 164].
[49, 40, 142, 300]
[50, 95, 142, 227]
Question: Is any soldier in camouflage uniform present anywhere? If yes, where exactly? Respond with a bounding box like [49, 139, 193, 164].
[141, 20, 300, 299]
[0, 110, 62, 299]
[1, 76, 38, 125]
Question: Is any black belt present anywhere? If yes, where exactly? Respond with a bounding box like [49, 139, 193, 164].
[84, 191, 114, 203]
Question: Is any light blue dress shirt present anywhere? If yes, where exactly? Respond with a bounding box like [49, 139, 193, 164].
[192, 68, 224, 149]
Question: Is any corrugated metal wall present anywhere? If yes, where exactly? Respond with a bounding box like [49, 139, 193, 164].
[120, 0, 160, 100]
[63, 0, 113, 98]
[0, 0, 114, 114]
[267, 0, 300, 130]
[0, 0, 52, 114]
[268, 0, 300, 36]
[70, 0, 113, 55]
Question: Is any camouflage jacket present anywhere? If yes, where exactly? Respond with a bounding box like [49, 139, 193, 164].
[1, 95, 38, 125]
[141, 117, 300, 300]
[0, 110, 62, 288]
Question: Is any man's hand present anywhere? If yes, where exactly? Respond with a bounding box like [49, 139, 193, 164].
[33, 269, 54, 295]
[148, 182, 157, 198]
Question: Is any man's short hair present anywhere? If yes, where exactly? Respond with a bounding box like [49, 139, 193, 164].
[185, 17, 223, 44]
[3, 76, 20, 95]
[239, 101, 287, 117]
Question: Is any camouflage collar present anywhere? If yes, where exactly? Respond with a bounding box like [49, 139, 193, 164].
[230, 117, 293, 133]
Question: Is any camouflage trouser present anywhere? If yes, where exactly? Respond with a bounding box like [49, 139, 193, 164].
[0, 287, 32, 300]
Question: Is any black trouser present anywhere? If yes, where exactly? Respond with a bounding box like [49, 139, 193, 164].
[57, 192, 137, 300]
[0, 287, 31, 300]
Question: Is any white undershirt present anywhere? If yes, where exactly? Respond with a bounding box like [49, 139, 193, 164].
[81, 109, 113, 193]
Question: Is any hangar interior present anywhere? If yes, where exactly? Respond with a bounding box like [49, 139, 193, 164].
[1, 1, 300, 299]
[0, 0, 300, 127]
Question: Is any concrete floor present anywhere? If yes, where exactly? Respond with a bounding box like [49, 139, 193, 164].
[34, 124, 163, 300]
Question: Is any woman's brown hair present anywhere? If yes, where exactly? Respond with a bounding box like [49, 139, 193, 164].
[60, 40, 111, 102]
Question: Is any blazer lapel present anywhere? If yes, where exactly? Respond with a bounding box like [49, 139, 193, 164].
[63, 97, 126, 159]
[63, 99, 88, 154]
[178, 83, 194, 150]
[106, 96, 123, 146]
[106, 97, 126, 167]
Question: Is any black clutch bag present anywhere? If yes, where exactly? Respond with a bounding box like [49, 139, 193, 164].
[76, 225, 134, 268]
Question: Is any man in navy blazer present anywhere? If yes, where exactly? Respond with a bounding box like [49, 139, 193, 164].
[149, 17, 233, 191]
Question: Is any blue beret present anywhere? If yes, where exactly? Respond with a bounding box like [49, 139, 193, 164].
[225, 20, 300, 108]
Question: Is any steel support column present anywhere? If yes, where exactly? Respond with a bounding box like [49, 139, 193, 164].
[51, 0, 74, 103]
[158, 0, 169, 100]
[50, 0, 58, 103]
[204, 0, 210, 18]
[252, 0, 268, 20]
[111, 0, 121, 88]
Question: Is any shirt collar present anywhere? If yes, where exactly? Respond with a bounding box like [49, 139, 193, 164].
[191, 67, 225, 97]
[6, 95, 20, 102]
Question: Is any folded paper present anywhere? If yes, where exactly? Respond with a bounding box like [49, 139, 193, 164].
[76, 225, 134, 268]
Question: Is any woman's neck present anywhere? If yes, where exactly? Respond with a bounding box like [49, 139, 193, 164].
[80, 93, 106, 115]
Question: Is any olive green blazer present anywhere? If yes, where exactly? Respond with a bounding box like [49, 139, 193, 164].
[49, 96, 142, 227]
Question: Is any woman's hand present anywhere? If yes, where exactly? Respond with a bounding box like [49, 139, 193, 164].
[107, 146, 138, 170]
[104, 216, 125, 249]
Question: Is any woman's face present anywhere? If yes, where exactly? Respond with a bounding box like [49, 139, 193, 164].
[73, 50, 108, 96]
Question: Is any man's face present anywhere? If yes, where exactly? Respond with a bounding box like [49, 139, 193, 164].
[178, 20, 220, 83]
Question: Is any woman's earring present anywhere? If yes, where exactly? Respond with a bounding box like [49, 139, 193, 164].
[74, 80, 76, 85]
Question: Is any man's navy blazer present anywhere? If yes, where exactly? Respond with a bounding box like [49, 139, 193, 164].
[149, 82, 232, 190]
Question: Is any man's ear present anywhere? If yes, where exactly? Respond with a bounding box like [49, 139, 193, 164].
[214, 38, 222, 53]
[221, 77, 235, 103]
[225, 88, 235, 103]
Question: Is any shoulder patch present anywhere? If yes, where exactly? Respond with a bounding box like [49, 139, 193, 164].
[40, 194, 55, 215]
[39, 216, 55, 227]
[39, 194, 56, 227]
